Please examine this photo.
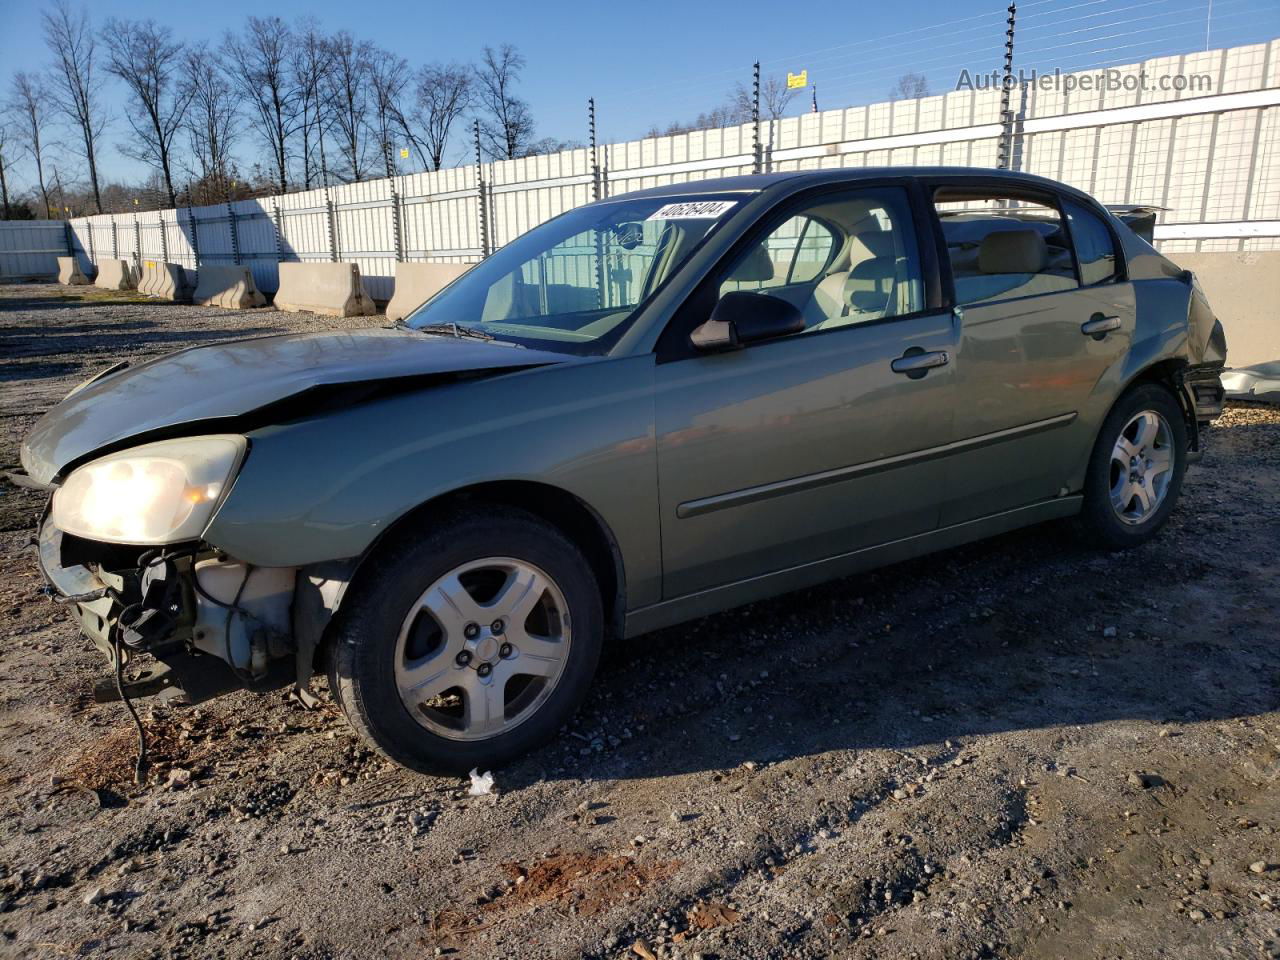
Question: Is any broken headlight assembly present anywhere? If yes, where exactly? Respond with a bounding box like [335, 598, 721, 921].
[52, 435, 246, 545]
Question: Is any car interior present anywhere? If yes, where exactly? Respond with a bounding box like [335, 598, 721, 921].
[717, 194, 925, 334]
[933, 190, 1077, 305]
[470, 185, 1084, 351]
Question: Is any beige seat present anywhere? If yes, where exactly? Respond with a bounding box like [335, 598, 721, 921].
[808, 230, 904, 329]
[953, 229, 1075, 304]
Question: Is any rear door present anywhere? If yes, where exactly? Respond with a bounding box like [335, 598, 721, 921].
[929, 181, 1134, 525]
[653, 183, 959, 597]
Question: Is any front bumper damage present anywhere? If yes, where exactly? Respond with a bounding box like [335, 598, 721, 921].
[35, 511, 350, 708]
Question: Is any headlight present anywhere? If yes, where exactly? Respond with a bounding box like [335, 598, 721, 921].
[52, 435, 246, 545]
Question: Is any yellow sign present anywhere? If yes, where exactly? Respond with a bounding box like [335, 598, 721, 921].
[132, 198, 139, 205]
[787, 70, 808, 90]
[400, 148, 410, 159]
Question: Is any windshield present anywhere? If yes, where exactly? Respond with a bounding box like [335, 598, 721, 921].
[404, 193, 749, 354]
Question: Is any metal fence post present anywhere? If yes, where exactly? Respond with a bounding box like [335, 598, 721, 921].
[225, 186, 241, 267]
[589, 98, 600, 202]
[384, 140, 405, 262]
[474, 119, 489, 259]
[133, 215, 141, 274]
[272, 194, 284, 265]
[110, 216, 118, 260]
[998, 2, 1018, 170]
[159, 208, 169, 263]
[752, 61, 762, 175]
[186, 185, 201, 270]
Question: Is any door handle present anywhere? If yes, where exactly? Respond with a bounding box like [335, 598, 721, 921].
[1081, 314, 1121, 339]
[891, 349, 949, 378]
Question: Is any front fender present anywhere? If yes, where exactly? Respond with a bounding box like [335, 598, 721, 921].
[203, 354, 662, 607]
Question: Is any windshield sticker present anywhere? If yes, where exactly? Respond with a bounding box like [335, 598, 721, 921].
[646, 200, 738, 221]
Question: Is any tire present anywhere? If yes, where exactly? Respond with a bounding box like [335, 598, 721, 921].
[329, 506, 604, 773]
[1076, 382, 1188, 550]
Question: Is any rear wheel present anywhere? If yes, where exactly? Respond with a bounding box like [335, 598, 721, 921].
[329, 508, 603, 773]
[1077, 383, 1187, 549]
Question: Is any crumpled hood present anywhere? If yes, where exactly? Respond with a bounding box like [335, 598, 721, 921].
[21, 326, 568, 484]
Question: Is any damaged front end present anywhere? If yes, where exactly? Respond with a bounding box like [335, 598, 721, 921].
[28, 428, 351, 709]
[37, 513, 348, 707]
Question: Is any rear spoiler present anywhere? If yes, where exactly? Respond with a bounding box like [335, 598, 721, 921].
[1105, 204, 1167, 245]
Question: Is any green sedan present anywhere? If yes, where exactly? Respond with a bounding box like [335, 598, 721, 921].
[22, 168, 1227, 772]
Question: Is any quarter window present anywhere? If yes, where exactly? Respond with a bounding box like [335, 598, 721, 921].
[934, 189, 1078, 306]
[1064, 198, 1119, 285]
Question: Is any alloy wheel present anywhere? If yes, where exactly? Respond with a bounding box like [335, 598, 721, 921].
[393, 557, 572, 741]
[1108, 409, 1175, 526]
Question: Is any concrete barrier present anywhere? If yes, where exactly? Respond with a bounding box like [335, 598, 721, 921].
[94, 259, 136, 291]
[1172, 251, 1280, 368]
[192, 265, 267, 310]
[138, 259, 193, 302]
[56, 256, 93, 285]
[385, 262, 472, 322]
[274, 262, 376, 317]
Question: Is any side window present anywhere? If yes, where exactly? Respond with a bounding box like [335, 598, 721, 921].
[715, 187, 924, 337]
[719, 216, 837, 294]
[1063, 199, 1119, 285]
[934, 190, 1078, 306]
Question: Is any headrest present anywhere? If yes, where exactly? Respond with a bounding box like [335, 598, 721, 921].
[856, 230, 898, 259]
[728, 244, 775, 282]
[847, 256, 896, 282]
[978, 229, 1047, 274]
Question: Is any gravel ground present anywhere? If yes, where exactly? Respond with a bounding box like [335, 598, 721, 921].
[1, 280, 1278, 960]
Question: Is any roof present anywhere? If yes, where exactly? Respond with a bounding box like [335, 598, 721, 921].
[608, 166, 1091, 201]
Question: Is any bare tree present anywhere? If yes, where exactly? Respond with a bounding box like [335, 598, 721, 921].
[102, 19, 192, 206]
[522, 137, 583, 158]
[729, 76, 796, 122]
[476, 44, 534, 160]
[183, 45, 240, 194]
[890, 72, 929, 101]
[43, 0, 107, 213]
[291, 19, 332, 188]
[323, 31, 373, 182]
[368, 49, 410, 175]
[407, 62, 472, 171]
[221, 17, 298, 195]
[8, 72, 54, 217]
[0, 120, 13, 219]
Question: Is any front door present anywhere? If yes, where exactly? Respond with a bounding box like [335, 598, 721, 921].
[654, 185, 959, 598]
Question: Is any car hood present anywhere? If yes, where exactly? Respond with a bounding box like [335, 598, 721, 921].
[21, 326, 570, 484]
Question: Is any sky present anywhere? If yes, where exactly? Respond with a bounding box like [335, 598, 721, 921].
[2, 0, 1278, 193]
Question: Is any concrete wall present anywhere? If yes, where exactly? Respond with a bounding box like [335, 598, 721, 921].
[1172, 251, 1280, 367]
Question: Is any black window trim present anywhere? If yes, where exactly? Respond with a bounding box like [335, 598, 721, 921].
[655, 177, 945, 363]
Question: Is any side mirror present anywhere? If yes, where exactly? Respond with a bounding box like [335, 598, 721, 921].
[690, 291, 805, 352]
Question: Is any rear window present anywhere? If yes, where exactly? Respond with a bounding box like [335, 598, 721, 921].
[934, 189, 1077, 306]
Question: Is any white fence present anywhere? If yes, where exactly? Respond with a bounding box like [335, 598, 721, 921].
[0, 221, 68, 280]
[6, 37, 1277, 300]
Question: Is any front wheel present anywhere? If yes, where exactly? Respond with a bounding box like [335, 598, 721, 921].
[1077, 383, 1188, 549]
[329, 507, 604, 773]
